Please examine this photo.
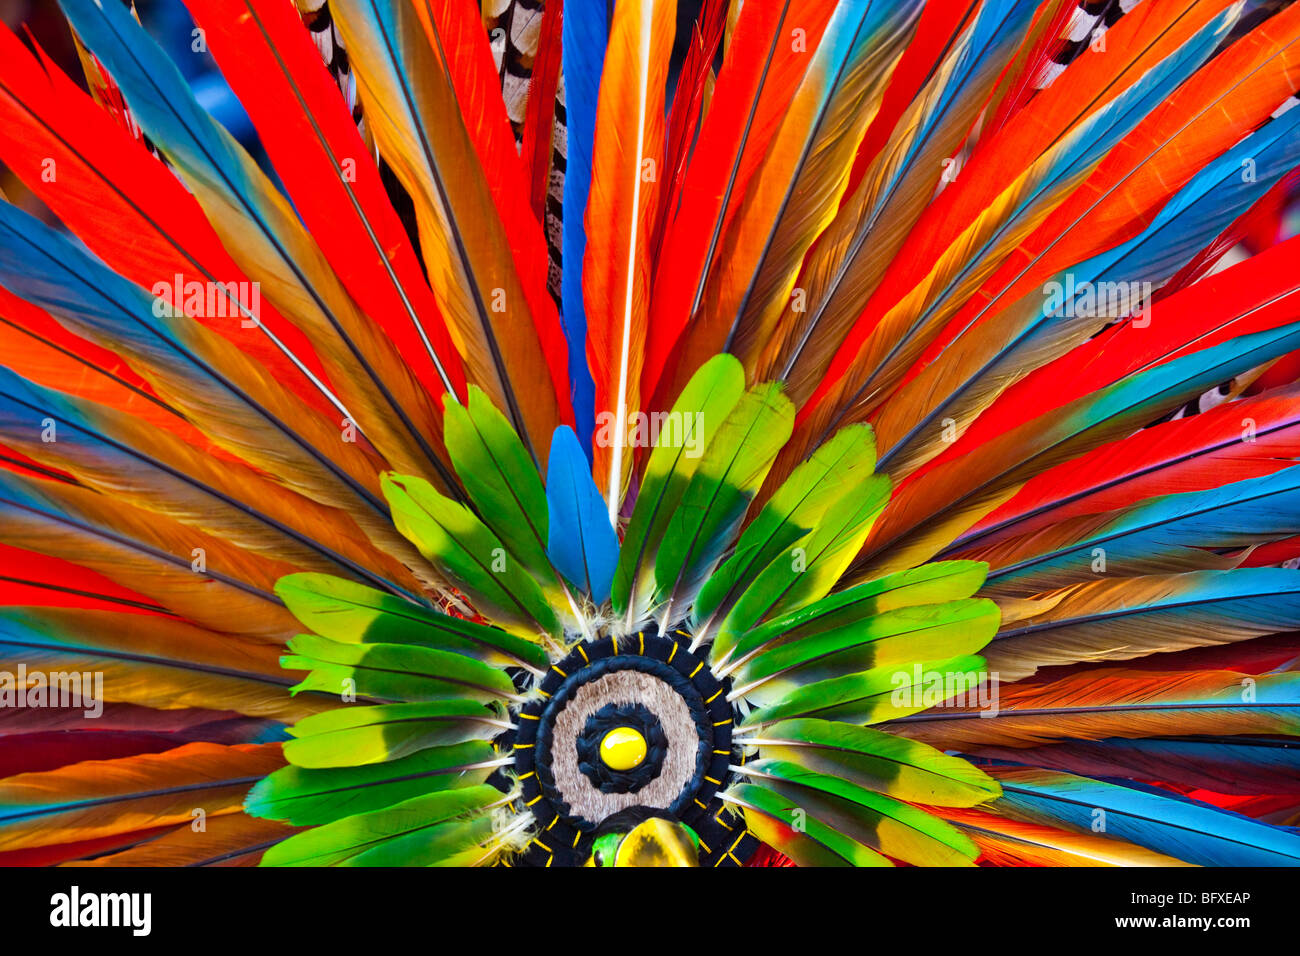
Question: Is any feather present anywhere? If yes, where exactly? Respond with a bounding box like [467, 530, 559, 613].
[716, 559, 989, 671]
[545, 425, 619, 606]
[611, 353, 745, 630]
[722, 782, 891, 866]
[382, 473, 560, 640]
[258, 784, 508, 866]
[60, 0, 459, 489]
[521, 0, 565, 223]
[185, 0, 466, 402]
[559, 0, 610, 457]
[855, 318, 1300, 581]
[769, 0, 1041, 405]
[985, 568, 1300, 678]
[0, 471, 301, 642]
[919, 237, 1300, 491]
[278, 701, 505, 768]
[736, 718, 1002, 807]
[282, 632, 522, 704]
[309, 0, 567, 461]
[247, 740, 497, 824]
[274, 573, 548, 673]
[652, 383, 793, 629]
[986, 766, 1300, 866]
[966, 736, 1300, 795]
[0, 180, 434, 578]
[692, 423, 877, 643]
[938, 806, 1194, 866]
[0, 603, 326, 721]
[978, 468, 1300, 598]
[712, 470, 891, 654]
[739, 654, 989, 727]
[643, 0, 839, 404]
[728, 767, 980, 866]
[952, 386, 1300, 555]
[796, 0, 1238, 439]
[893, 663, 1300, 747]
[63, 813, 297, 867]
[688, 0, 923, 375]
[872, 104, 1300, 479]
[0, 367, 411, 595]
[409, 0, 572, 409]
[0, 742, 284, 852]
[728, 598, 1000, 705]
[584, 0, 676, 512]
[806, 5, 1240, 455]
[443, 385, 559, 593]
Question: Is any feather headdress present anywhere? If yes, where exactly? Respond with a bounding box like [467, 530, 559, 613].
[0, 0, 1298, 867]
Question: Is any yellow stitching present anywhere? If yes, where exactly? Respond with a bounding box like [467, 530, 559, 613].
[513, 742, 534, 749]
[526, 795, 544, 806]
[705, 688, 723, 704]
[551, 665, 568, 678]
[704, 776, 721, 786]
[518, 771, 535, 780]
[520, 712, 539, 720]
[713, 718, 733, 727]
[689, 662, 704, 678]
[576, 645, 589, 663]
[667, 643, 678, 663]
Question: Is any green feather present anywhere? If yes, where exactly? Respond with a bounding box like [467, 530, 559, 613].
[739, 655, 988, 727]
[653, 383, 794, 626]
[741, 718, 1001, 807]
[712, 473, 890, 653]
[342, 817, 498, 866]
[283, 700, 506, 767]
[246, 740, 496, 825]
[282, 633, 520, 705]
[739, 760, 980, 865]
[258, 785, 502, 866]
[276, 572, 549, 673]
[723, 782, 890, 866]
[731, 598, 1000, 704]
[383, 473, 559, 639]
[692, 424, 878, 642]
[715, 560, 990, 671]
[612, 354, 746, 627]
[443, 387, 559, 592]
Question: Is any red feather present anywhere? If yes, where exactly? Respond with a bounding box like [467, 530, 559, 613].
[186, 0, 467, 402]
[641, 0, 838, 405]
[0, 25, 337, 415]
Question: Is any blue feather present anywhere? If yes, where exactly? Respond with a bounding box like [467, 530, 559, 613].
[880, 97, 1300, 468]
[989, 465, 1300, 591]
[991, 767, 1300, 866]
[560, 0, 608, 460]
[546, 426, 618, 605]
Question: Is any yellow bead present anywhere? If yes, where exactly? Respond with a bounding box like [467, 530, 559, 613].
[600, 727, 648, 771]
